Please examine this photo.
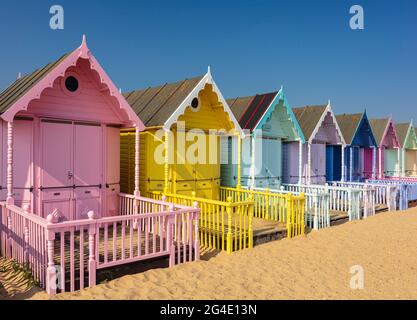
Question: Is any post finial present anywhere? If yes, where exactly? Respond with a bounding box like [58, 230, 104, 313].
[87, 210, 96, 220]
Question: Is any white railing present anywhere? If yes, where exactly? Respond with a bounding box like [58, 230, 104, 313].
[248, 187, 330, 230]
[283, 184, 366, 221]
[331, 181, 397, 212]
[366, 179, 417, 210]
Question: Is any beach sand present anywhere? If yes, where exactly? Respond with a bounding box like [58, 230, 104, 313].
[3, 208, 417, 300]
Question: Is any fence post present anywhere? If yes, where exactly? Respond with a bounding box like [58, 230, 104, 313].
[363, 186, 369, 219]
[226, 197, 233, 255]
[300, 193, 305, 236]
[23, 205, 30, 264]
[313, 191, 319, 230]
[193, 201, 200, 260]
[169, 207, 176, 267]
[248, 195, 254, 249]
[6, 207, 12, 258]
[348, 189, 352, 221]
[45, 214, 57, 295]
[286, 193, 293, 238]
[87, 211, 97, 288]
[265, 188, 270, 220]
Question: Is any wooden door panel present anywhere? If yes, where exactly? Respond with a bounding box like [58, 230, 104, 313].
[14, 120, 33, 196]
[41, 189, 73, 221]
[41, 121, 72, 188]
[74, 124, 102, 186]
[106, 127, 120, 184]
[74, 187, 101, 220]
[105, 184, 120, 217]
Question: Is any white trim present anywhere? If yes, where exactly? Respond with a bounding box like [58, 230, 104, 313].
[309, 102, 346, 146]
[163, 71, 245, 138]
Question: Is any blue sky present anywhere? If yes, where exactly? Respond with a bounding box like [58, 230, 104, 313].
[0, 0, 416, 122]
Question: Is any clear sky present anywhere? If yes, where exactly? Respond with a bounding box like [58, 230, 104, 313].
[0, 0, 416, 122]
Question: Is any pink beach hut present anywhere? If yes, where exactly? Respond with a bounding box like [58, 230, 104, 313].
[0, 36, 144, 218]
[0, 37, 200, 294]
[369, 117, 401, 179]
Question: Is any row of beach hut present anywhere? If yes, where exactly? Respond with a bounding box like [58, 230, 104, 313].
[121, 77, 417, 194]
[1, 37, 416, 294]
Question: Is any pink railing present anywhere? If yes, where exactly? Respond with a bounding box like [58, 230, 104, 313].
[0, 195, 200, 295]
[0, 203, 48, 289]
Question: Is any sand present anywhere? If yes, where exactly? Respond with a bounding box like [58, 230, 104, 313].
[3, 207, 417, 300]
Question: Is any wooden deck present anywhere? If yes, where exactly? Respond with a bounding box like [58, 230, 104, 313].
[252, 218, 287, 245]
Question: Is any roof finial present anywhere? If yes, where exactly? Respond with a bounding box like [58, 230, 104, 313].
[207, 65, 211, 76]
[17, 72, 21, 80]
[280, 84, 283, 92]
[328, 99, 331, 106]
[79, 34, 89, 58]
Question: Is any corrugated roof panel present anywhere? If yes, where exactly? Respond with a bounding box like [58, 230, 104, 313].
[395, 123, 410, 146]
[292, 105, 327, 140]
[369, 118, 389, 145]
[227, 92, 278, 131]
[0, 53, 70, 114]
[147, 77, 203, 127]
[227, 96, 255, 124]
[124, 75, 204, 127]
[335, 113, 362, 145]
[243, 92, 278, 130]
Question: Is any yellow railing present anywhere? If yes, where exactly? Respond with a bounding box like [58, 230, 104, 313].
[149, 192, 254, 254]
[220, 187, 305, 238]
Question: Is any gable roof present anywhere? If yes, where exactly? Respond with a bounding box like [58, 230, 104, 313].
[336, 113, 365, 144]
[0, 36, 143, 129]
[395, 123, 412, 146]
[335, 113, 362, 145]
[124, 70, 244, 137]
[124, 76, 204, 127]
[227, 92, 278, 131]
[292, 105, 328, 141]
[369, 118, 389, 145]
[0, 53, 70, 114]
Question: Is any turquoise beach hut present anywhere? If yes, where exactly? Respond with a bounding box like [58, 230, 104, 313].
[221, 88, 304, 189]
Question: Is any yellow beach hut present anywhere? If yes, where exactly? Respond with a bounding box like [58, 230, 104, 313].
[121, 68, 243, 199]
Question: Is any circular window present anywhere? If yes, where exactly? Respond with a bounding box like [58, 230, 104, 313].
[191, 98, 199, 109]
[65, 76, 79, 92]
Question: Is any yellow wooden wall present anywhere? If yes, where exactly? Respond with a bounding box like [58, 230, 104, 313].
[120, 131, 135, 194]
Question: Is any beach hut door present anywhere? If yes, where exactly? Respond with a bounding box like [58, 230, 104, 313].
[40, 121, 102, 221]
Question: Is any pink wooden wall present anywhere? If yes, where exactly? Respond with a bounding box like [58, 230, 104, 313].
[1, 58, 126, 221]
[363, 148, 374, 178]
